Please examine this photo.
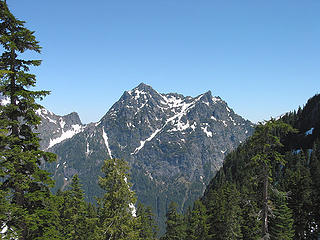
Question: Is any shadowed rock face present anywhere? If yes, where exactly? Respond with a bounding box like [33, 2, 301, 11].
[39, 83, 254, 233]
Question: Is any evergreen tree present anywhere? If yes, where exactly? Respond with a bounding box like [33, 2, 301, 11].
[282, 152, 313, 239]
[58, 174, 97, 240]
[239, 188, 261, 240]
[206, 183, 243, 240]
[250, 120, 296, 239]
[86, 202, 100, 239]
[269, 191, 294, 240]
[310, 140, 320, 239]
[95, 158, 138, 240]
[161, 201, 186, 240]
[186, 200, 209, 240]
[136, 201, 158, 240]
[0, 1, 59, 239]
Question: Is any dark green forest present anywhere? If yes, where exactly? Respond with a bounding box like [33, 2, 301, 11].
[1, 1, 320, 239]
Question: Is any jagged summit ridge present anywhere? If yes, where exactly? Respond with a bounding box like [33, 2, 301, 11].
[36, 108, 85, 150]
[100, 83, 250, 156]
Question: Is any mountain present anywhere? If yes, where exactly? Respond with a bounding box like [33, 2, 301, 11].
[42, 83, 254, 232]
[35, 108, 85, 150]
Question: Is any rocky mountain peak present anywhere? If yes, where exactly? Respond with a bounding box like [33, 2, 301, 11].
[3, 82, 251, 235]
[36, 109, 85, 150]
[125, 83, 160, 100]
[62, 112, 82, 125]
[135, 82, 155, 91]
[42, 83, 254, 232]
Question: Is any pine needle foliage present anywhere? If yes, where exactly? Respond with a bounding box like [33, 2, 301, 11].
[57, 175, 97, 240]
[95, 158, 139, 240]
[161, 201, 186, 240]
[136, 201, 158, 240]
[0, 1, 58, 239]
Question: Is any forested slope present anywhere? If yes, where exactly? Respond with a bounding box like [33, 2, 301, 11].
[200, 94, 320, 239]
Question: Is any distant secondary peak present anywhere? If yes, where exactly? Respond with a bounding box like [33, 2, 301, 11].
[64, 112, 83, 125]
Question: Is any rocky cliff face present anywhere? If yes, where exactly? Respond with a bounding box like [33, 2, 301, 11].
[35, 108, 84, 150]
[41, 83, 254, 231]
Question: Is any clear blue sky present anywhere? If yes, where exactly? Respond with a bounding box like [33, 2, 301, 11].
[7, 0, 320, 123]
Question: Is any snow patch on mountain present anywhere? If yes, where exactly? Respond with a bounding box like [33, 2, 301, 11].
[201, 125, 213, 137]
[132, 128, 162, 154]
[221, 120, 228, 127]
[102, 127, 112, 158]
[48, 124, 84, 149]
[212, 96, 221, 104]
[146, 170, 154, 181]
[190, 122, 197, 131]
[165, 97, 198, 129]
[168, 119, 190, 132]
[211, 116, 217, 121]
[122, 175, 137, 216]
[135, 102, 147, 114]
[36, 108, 54, 116]
[132, 89, 146, 100]
[202, 101, 210, 106]
[59, 118, 66, 129]
[36, 108, 58, 124]
[229, 116, 236, 125]
[160, 95, 185, 109]
[132, 93, 206, 154]
[86, 141, 93, 157]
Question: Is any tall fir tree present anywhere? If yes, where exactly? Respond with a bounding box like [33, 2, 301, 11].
[57, 174, 97, 240]
[161, 201, 186, 240]
[239, 188, 261, 240]
[250, 120, 296, 239]
[185, 200, 209, 240]
[281, 152, 313, 239]
[95, 158, 139, 240]
[269, 191, 294, 240]
[206, 183, 243, 240]
[136, 201, 158, 240]
[0, 1, 59, 239]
